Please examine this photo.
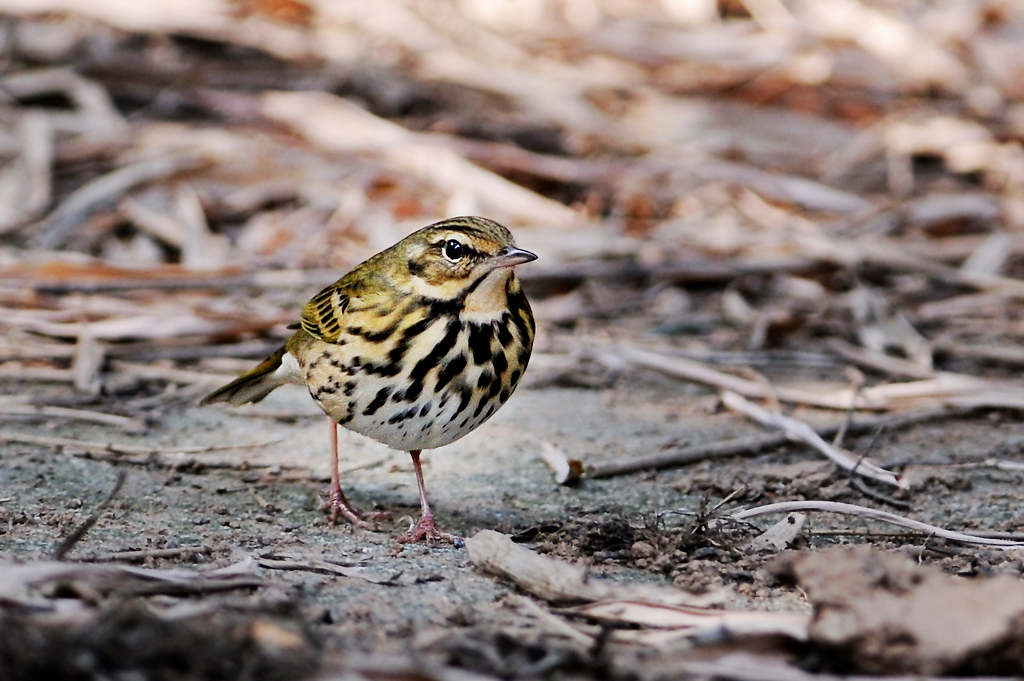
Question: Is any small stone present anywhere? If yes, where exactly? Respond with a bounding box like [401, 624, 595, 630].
[631, 541, 656, 559]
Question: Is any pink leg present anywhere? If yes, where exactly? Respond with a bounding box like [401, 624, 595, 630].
[398, 450, 461, 544]
[324, 418, 374, 528]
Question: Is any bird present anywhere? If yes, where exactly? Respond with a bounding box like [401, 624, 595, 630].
[201, 216, 536, 543]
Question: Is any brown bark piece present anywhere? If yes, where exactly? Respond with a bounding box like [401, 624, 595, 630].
[774, 546, 1024, 674]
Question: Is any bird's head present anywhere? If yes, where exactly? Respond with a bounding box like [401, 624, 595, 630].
[392, 216, 536, 302]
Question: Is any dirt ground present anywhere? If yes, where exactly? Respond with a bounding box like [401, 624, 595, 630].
[5, 320, 1024, 678]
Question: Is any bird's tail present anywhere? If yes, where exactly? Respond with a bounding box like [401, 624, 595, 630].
[200, 346, 295, 406]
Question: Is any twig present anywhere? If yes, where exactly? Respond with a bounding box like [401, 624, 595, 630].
[831, 371, 862, 448]
[52, 470, 127, 560]
[617, 344, 879, 409]
[941, 459, 1024, 472]
[3, 310, 256, 343]
[0, 559, 264, 606]
[454, 137, 869, 213]
[111, 360, 236, 386]
[466, 530, 707, 606]
[80, 546, 213, 562]
[0, 403, 144, 430]
[107, 338, 280, 363]
[659, 350, 842, 368]
[0, 365, 75, 383]
[2, 267, 340, 294]
[588, 432, 789, 478]
[507, 595, 597, 648]
[0, 112, 53, 233]
[916, 292, 1014, 321]
[855, 238, 1024, 297]
[0, 339, 75, 360]
[729, 501, 1024, 549]
[695, 158, 870, 214]
[618, 344, 1024, 411]
[935, 340, 1024, 367]
[807, 529, 930, 539]
[710, 486, 749, 514]
[850, 476, 910, 509]
[721, 391, 904, 488]
[587, 405, 973, 478]
[831, 403, 856, 446]
[34, 153, 208, 248]
[256, 556, 398, 584]
[807, 529, 1024, 541]
[0, 430, 285, 455]
[259, 91, 582, 226]
[828, 339, 934, 380]
[847, 426, 910, 509]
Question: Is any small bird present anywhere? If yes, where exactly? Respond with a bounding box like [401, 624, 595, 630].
[201, 217, 536, 543]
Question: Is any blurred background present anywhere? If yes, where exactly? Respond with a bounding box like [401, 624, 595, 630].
[2, 0, 1024, 395]
[7, 1, 1024, 679]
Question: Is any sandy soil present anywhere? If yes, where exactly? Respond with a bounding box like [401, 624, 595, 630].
[4, 334, 1024, 677]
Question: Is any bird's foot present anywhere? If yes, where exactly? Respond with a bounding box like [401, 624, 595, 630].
[397, 512, 463, 545]
[320, 494, 387, 530]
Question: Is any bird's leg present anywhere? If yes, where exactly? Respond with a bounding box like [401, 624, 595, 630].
[323, 418, 375, 529]
[398, 450, 462, 544]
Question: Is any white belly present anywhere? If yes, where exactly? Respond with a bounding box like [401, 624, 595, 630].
[299, 311, 527, 452]
[342, 366, 507, 451]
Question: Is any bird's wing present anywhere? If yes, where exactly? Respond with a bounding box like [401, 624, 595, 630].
[299, 284, 349, 342]
[298, 275, 391, 343]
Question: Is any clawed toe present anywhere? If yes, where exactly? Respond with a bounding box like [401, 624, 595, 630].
[320, 495, 387, 530]
[397, 513, 462, 545]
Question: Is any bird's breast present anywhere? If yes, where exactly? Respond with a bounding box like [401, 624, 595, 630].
[295, 287, 533, 452]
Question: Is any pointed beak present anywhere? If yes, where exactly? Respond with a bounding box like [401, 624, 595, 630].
[492, 246, 538, 268]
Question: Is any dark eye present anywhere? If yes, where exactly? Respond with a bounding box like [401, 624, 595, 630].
[443, 239, 464, 261]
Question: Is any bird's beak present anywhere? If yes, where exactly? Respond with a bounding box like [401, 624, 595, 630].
[492, 246, 538, 268]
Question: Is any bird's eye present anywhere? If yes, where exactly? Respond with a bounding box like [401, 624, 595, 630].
[443, 239, 464, 261]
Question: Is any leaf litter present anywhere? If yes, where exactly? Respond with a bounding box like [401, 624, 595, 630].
[5, 0, 1024, 679]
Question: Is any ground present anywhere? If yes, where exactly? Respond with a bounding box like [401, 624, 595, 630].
[4, 340, 1024, 678]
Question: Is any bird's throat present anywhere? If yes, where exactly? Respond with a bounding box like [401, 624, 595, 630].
[461, 268, 514, 322]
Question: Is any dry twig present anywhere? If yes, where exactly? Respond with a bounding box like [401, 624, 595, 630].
[587, 405, 972, 479]
[729, 501, 1024, 549]
[0, 402, 144, 430]
[35, 153, 208, 248]
[0, 430, 283, 455]
[723, 392, 903, 487]
[52, 470, 127, 560]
